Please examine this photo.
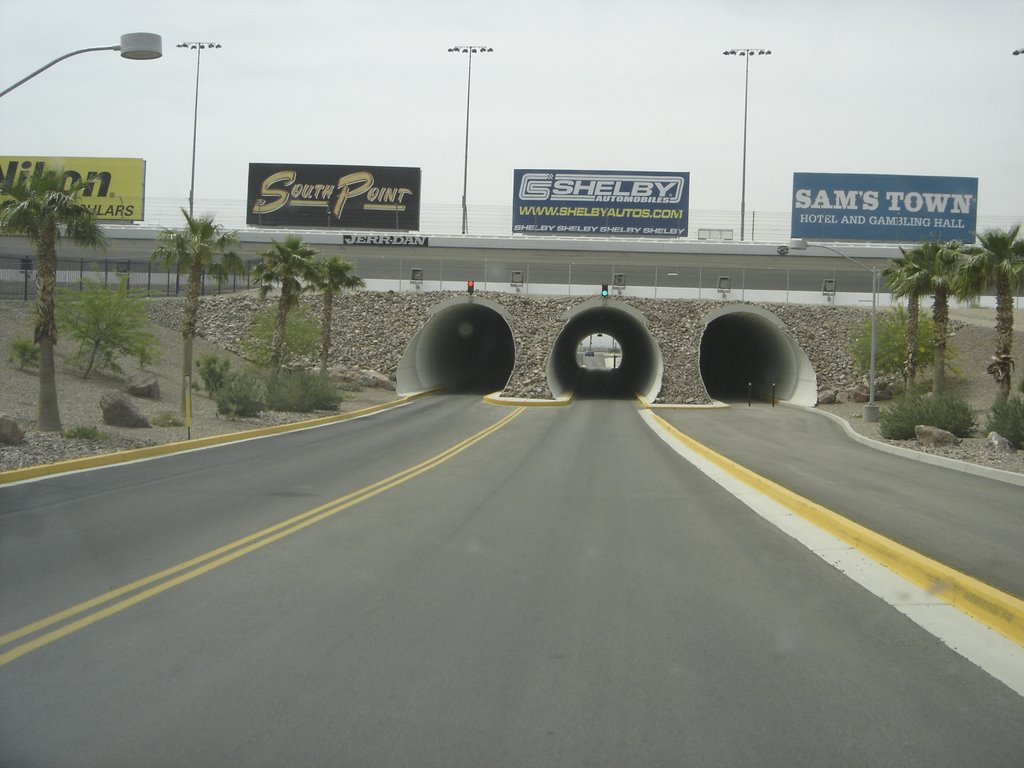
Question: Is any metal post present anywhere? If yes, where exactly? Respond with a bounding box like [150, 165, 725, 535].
[449, 45, 492, 235]
[178, 42, 221, 218]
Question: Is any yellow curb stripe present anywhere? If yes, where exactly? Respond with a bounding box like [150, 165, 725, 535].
[0, 406, 524, 667]
[483, 392, 573, 407]
[0, 394, 430, 485]
[649, 410, 1024, 647]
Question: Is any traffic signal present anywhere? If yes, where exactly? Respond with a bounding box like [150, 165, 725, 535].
[600, 284, 609, 297]
[467, 280, 475, 295]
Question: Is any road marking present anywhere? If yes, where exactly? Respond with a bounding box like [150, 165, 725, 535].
[640, 409, 1024, 697]
[0, 407, 524, 668]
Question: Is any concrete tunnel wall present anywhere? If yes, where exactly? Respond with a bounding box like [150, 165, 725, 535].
[395, 296, 816, 406]
[396, 297, 516, 395]
[546, 300, 663, 401]
[698, 305, 817, 406]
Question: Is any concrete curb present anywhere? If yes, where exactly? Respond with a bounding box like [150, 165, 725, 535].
[0, 395, 421, 486]
[647, 410, 1024, 647]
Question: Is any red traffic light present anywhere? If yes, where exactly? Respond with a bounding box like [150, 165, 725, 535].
[467, 280, 475, 294]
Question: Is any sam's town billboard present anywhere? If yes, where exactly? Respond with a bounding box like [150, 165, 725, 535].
[0, 156, 146, 222]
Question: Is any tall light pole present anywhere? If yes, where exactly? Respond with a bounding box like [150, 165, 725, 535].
[1, 33, 162, 98]
[723, 48, 771, 242]
[790, 238, 881, 422]
[448, 45, 492, 235]
[177, 42, 221, 217]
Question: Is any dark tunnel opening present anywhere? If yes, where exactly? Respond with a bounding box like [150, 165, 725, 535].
[698, 308, 815, 405]
[548, 303, 662, 401]
[396, 300, 516, 395]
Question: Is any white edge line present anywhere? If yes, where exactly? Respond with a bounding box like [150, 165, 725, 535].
[639, 409, 1024, 698]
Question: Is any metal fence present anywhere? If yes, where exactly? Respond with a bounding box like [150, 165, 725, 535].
[0, 255, 257, 301]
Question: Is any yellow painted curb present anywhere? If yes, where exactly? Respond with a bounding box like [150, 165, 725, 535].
[483, 392, 573, 407]
[649, 411, 1024, 647]
[0, 395, 420, 485]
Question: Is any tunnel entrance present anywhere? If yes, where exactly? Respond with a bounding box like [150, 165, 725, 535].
[548, 300, 662, 401]
[396, 297, 516, 395]
[698, 306, 816, 406]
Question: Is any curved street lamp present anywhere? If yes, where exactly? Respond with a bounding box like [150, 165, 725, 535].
[448, 45, 493, 235]
[1, 33, 162, 99]
[723, 48, 771, 242]
[177, 42, 221, 217]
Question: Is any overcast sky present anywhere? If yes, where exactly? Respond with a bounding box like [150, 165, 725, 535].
[3, 0, 1023, 223]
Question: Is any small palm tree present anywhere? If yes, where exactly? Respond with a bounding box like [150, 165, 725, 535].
[151, 210, 243, 413]
[883, 245, 931, 384]
[0, 168, 106, 431]
[252, 235, 319, 378]
[308, 256, 365, 375]
[959, 225, 1024, 397]
[914, 239, 966, 395]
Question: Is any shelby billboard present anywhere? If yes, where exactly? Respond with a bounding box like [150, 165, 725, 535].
[0, 156, 146, 221]
[791, 172, 978, 242]
[247, 163, 420, 230]
[513, 169, 689, 237]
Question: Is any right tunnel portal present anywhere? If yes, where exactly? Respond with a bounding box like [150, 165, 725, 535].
[698, 306, 817, 406]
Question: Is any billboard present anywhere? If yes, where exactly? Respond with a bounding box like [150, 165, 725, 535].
[791, 172, 979, 243]
[247, 163, 421, 230]
[0, 156, 146, 222]
[513, 169, 689, 237]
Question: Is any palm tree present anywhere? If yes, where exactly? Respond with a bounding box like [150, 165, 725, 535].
[151, 210, 243, 413]
[252, 235, 319, 378]
[959, 225, 1024, 397]
[883, 245, 931, 384]
[0, 168, 106, 431]
[914, 239, 965, 395]
[308, 256, 365, 376]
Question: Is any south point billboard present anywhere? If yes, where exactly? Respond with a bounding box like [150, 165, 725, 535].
[0, 156, 146, 222]
[791, 172, 979, 243]
[513, 169, 689, 237]
[247, 163, 421, 230]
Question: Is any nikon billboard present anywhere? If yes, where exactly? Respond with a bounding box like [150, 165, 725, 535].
[247, 163, 421, 230]
[0, 156, 146, 222]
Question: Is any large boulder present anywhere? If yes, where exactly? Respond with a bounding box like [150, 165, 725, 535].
[0, 414, 25, 445]
[986, 431, 1016, 453]
[125, 372, 160, 399]
[100, 392, 151, 428]
[914, 424, 960, 447]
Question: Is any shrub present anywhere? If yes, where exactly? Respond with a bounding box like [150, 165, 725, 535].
[152, 411, 184, 427]
[62, 425, 107, 440]
[214, 370, 265, 418]
[242, 304, 320, 370]
[879, 389, 977, 440]
[7, 337, 39, 370]
[986, 395, 1024, 449]
[851, 306, 935, 381]
[264, 370, 342, 413]
[196, 353, 231, 394]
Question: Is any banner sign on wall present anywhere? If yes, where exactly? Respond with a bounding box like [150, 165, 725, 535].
[513, 169, 689, 237]
[0, 156, 146, 222]
[791, 172, 979, 242]
[247, 163, 421, 230]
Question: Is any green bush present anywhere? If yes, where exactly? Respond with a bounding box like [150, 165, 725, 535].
[152, 411, 184, 427]
[196, 353, 231, 393]
[242, 304, 320, 370]
[850, 306, 936, 382]
[264, 370, 342, 413]
[879, 389, 977, 440]
[986, 395, 1024, 449]
[214, 370, 265, 418]
[62, 425, 107, 440]
[7, 337, 39, 370]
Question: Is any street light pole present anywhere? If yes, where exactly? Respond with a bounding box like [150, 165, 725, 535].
[723, 48, 771, 242]
[1, 33, 162, 99]
[790, 238, 881, 421]
[177, 42, 221, 218]
[448, 45, 492, 235]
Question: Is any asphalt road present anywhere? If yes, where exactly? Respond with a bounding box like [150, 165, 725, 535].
[1, 397, 1022, 766]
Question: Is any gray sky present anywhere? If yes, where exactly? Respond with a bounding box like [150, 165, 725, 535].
[3, 0, 1023, 223]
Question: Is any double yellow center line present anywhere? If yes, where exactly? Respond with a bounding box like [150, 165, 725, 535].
[0, 407, 525, 668]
